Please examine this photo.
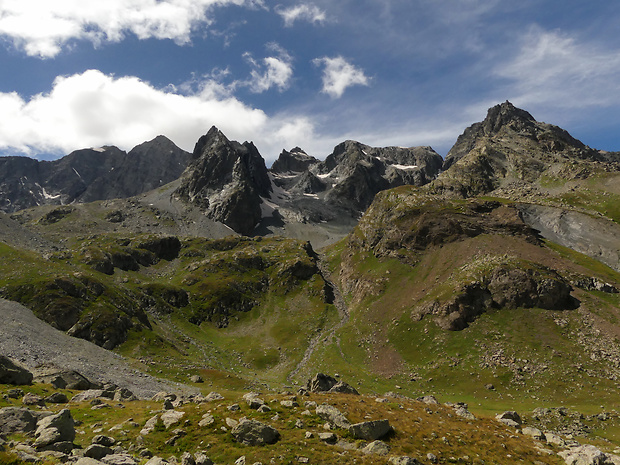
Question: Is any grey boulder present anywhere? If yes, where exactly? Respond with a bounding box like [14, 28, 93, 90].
[0, 356, 33, 385]
[231, 419, 280, 446]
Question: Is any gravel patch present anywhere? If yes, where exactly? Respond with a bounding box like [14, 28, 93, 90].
[0, 299, 195, 398]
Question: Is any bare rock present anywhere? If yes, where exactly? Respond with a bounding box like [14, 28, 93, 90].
[0, 407, 42, 434]
[362, 440, 390, 456]
[0, 355, 33, 385]
[349, 419, 392, 440]
[496, 411, 522, 427]
[231, 419, 280, 446]
[318, 432, 338, 444]
[389, 457, 422, 465]
[328, 381, 359, 395]
[307, 373, 338, 392]
[316, 404, 351, 429]
[34, 408, 75, 450]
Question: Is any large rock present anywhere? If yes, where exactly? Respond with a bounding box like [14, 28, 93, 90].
[349, 419, 392, 440]
[33, 367, 97, 390]
[34, 408, 76, 449]
[0, 355, 33, 385]
[496, 411, 522, 427]
[231, 419, 280, 446]
[558, 444, 620, 465]
[0, 407, 43, 434]
[316, 404, 352, 429]
[328, 381, 359, 395]
[307, 373, 338, 392]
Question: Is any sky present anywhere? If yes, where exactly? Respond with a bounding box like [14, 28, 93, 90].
[0, 0, 619, 164]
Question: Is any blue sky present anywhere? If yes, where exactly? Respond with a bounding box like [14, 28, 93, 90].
[0, 0, 619, 164]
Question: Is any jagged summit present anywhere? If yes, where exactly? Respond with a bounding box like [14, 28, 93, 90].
[175, 126, 272, 235]
[271, 146, 319, 174]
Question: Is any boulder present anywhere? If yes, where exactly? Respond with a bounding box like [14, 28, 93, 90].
[101, 454, 138, 465]
[558, 444, 620, 465]
[34, 409, 75, 449]
[145, 458, 169, 465]
[328, 381, 360, 395]
[307, 373, 338, 392]
[76, 458, 106, 465]
[416, 395, 439, 405]
[85, 444, 114, 460]
[33, 368, 96, 390]
[0, 407, 42, 434]
[454, 406, 476, 420]
[0, 356, 33, 385]
[316, 404, 351, 429]
[362, 440, 390, 456]
[190, 375, 204, 383]
[199, 413, 215, 427]
[22, 392, 45, 406]
[496, 411, 522, 427]
[349, 419, 392, 440]
[92, 435, 116, 447]
[45, 392, 69, 404]
[318, 432, 338, 444]
[160, 410, 185, 429]
[204, 392, 224, 402]
[194, 452, 214, 465]
[521, 426, 545, 440]
[231, 419, 280, 446]
[389, 457, 422, 465]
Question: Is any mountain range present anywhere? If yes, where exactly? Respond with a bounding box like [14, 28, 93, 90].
[1, 101, 620, 465]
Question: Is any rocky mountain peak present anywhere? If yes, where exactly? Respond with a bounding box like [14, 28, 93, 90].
[271, 147, 319, 174]
[482, 100, 536, 135]
[175, 127, 272, 235]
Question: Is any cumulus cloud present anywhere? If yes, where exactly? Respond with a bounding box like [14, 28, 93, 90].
[313, 56, 370, 98]
[0, 0, 265, 58]
[0, 69, 315, 162]
[276, 3, 326, 27]
[243, 44, 294, 93]
[495, 28, 620, 108]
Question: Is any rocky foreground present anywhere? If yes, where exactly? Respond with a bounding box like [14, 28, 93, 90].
[1, 367, 620, 465]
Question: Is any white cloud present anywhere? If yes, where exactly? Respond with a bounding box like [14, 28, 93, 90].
[276, 3, 326, 27]
[0, 69, 315, 162]
[313, 56, 370, 98]
[0, 0, 265, 58]
[495, 28, 620, 108]
[243, 44, 294, 93]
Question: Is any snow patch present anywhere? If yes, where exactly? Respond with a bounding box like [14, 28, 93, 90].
[303, 193, 319, 199]
[391, 164, 418, 170]
[72, 168, 82, 179]
[41, 187, 61, 200]
[92, 147, 106, 153]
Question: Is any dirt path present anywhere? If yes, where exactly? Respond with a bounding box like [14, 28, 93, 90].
[287, 255, 349, 382]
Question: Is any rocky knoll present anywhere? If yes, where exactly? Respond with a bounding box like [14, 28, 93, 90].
[0, 135, 190, 213]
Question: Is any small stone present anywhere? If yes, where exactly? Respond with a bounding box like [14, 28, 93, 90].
[228, 404, 241, 412]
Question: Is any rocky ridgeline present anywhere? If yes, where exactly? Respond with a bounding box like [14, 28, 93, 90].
[0, 136, 190, 213]
[2, 370, 620, 465]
